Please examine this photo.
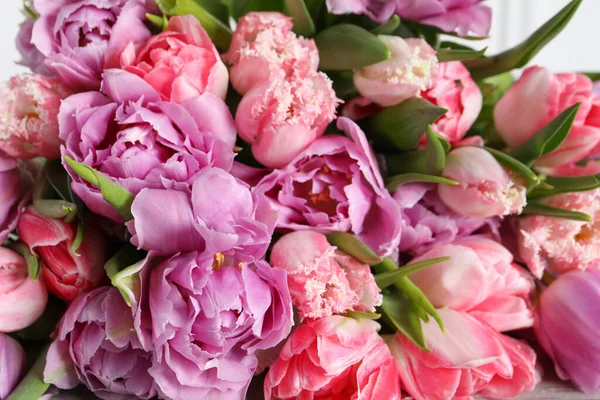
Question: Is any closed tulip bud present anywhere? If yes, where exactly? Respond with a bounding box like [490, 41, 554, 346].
[18, 206, 109, 301]
[0, 333, 27, 399]
[438, 147, 526, 218]
[0, 247, 48, 332]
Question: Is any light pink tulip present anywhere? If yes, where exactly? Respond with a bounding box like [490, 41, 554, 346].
[270, 231, 382, 321]
[387, 308, 538, 400]
[0, 333, 27, 400]
[0, 247, 48, 332]
[535, 270, 600, 394]
[235, 72, 339, 168]
[223, 12, 319, 95]
[519, 189, 600, 279]
[438, 146, 527, 218]
[121, 15, 228, 103]
[0, 74, 69, 159]
[353, 36, 438, 107]
[410, 237, 535, 332]
[0, 153, 28, 243]
[265, 316, 401, 400]
[494, 67, 600, 170]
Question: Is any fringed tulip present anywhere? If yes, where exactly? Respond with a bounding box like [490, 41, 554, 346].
[0, 333, 27, 399]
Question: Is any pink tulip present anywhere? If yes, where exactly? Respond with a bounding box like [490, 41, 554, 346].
[235, 72, 339, 168]
[223, 12, 319, 95]
[265, 316, 401, 400]
[386, 308, 538, 399]
[0, 74, 69, 159]
[353, 36, 438, 107]
[0, 153, 28, 243]
[0, 333, 27, 399]
[494, 67, 600, 170]
[18, 206, 108, 301]
[535, 270, 600, 394]
[121, 15, 228, 103]
[0, 247, 48, 332]
[409, 237, 535, 332]
[438, 146, 527, 218]
[422, 61, 482, 143]
[270, 231, 382, 321]
[518, 189, 600, 279]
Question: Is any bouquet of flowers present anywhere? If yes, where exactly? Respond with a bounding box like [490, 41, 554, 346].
[1, 0, 599, 398]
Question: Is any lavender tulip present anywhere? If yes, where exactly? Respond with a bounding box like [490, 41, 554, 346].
[0, 333, 27, 400]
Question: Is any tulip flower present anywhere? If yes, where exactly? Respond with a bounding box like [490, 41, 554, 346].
[0, 333, 27, 399]
[0, 153, 28, 243]
[438, 146, 527, 218]
[0, 247, 48, 332]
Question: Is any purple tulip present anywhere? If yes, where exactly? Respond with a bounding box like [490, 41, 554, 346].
[30, 0, 153, 90]
[255, 117, 402, 257]
[61, 70, 237, 221]
[43, 287, 157, 400]
[0, 153, 28, 243]
[0, 333, 27, 400]
[127, 167, 276, 260]
[394, 183, 500, 256]
[131, 253, 293, 400]
[16, 18, 54, 76]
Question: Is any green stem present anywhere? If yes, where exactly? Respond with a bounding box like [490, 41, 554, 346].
[6, 345, 51, 400]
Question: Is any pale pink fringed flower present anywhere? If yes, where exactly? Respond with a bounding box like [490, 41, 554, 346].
[270, 231, 382, 320]
[519, 189, 600, 278]
[223, 12, 319, 95]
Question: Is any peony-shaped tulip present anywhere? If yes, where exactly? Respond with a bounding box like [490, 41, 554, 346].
[127, 167, 276, 259]
[16, 18, 53, 76]
[235, 71, 339, 168]
[61, 69, 236, 221]
[535, 270, 600, 394]
[394, 182, 499, 256]
[0, 333, 27, 400]
[421, 61, 482, 143]
[44, 287, 157, 400]
[387, 308, 537, 399]
[438, 146, 527, 218]
[494, 67, 600, 170]
[409, 237, 535, 332]
[255, 118, 402, 257]
[0, 74, 69, 159]
[131, 253, 292, 400]
[270, 231, 382, 320]
[325, 0, 396, 24]
[0, 247, 48, 332]
[223, 12, 319, 95]
[0, 154, 28, 243]
[353, 36, 438, 107]
[121, 15, 228, 103]
[18, 206, 109, 301]
[30, 0, 153, 90]
[519, 190, 600, 279]
[265, 316, 401, 400]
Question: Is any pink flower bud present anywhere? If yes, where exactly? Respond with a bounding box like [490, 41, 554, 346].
[223, 12, 319, 95]
[0, 247, 48, 332]
[535, 270, 600, 394]
[353, 36, 438, 107]
[0, 333, 27, 399]
[270, 231, 382, 320]
[519, 190, 600, 279]
[17, 206, 109, 301]
[0, 74, 69, 159]
[235, 72, 339, 168]
[0, 153, 28, 243]
[438, 147, 527, 218]
[494, 66, 600, 170]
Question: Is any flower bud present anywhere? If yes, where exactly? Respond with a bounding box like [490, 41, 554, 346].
[0, 333, 27, 399]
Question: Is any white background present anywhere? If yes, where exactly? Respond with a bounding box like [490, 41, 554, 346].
[0, 0, 597, 80]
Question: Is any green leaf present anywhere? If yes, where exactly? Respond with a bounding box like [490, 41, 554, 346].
[7, 346, 51, 400]
[9, 242, 40, 281]
[371, 15, 400, 35]
[146, 13, 169, 31]
[63, 156, 135, 221]
[425, 126, 447, 176]
[343, 310, 381, 320]
[315, 24, 390, 70]
[328, 71, 359, 100]
[380, 293, 429, 351]
[523, 202, 592, 222]
[483, 147, 541, 189]
[385, 173, 458, 192]
[105, 246, 146, 306]
[284, 0, 315, 36]
[581, 72, 600, 81]
[364, 98, 447, 151]
[528, 174, 600, 199]
[325, 232, 382, 265]
[437, 46, 487, 62]
[509, 103, 581, 165]
[375, 257, 450, 289]
[466, 0, 582, 80]
[70, 223, 85, 256]
[154, 0, 232, 49]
